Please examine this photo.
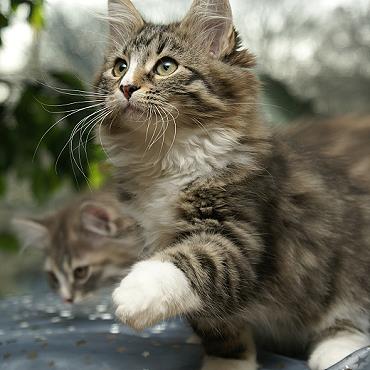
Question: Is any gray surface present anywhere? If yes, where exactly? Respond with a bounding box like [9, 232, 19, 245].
[0, 293, 369, 370]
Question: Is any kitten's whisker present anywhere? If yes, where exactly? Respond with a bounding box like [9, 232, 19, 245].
[156, 106, 171, 159]
[37, 99, 106, 109]
[37, 82, 108, 99]
[55, 106, 108, 175]
[160, 105, 177, 157]
[74, 108, 112, 174]
[37, 101, 105, 115]
[145, 108, 160, 153]
[191, 116, 211, 138]
[148, 105, 167, 150]
[34, 102, 104, 161]
[98, 116, 114, 165]
[80, 109, 113, 174]
[37, 80, 108, 96]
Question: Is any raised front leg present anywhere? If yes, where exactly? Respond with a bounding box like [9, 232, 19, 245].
[112, 260, 202, 330]
[191, 318, 258, 370]
[308, 319, 370, 370]
[113, 232, 255, 330]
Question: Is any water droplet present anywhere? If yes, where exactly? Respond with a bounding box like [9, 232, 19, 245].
[96, 304, 108, 313]
[109, 324, 120, 334]
[19, 322, 30, 329]
[50, 317, 61, 324]
[60, 310, 72, 318]
[45, 306, 57, 314]
[101, 313, 113, 320]
[27, 351, 38, 360]
[88, 314, 97, 321]
[67, 326, 76, 332]
[22, 296, 32, 305]
[142, 351, 150, 358]
[150, 323, 166, 334]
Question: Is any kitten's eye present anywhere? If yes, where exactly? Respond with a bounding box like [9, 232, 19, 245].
[74, 266, 89, 280]
[113, 59, 128, 77]
[47, 271, 59, 289]
[155, 57, 178, 76]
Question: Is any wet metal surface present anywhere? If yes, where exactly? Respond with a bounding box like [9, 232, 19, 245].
[0, 293, 368, 370]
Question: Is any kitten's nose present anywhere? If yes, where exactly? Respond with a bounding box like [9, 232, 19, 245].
[120, 84, 140, 100]
[64, 297, 73, 304]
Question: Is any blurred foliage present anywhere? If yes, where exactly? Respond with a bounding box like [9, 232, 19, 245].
[0, 72, 107, 202]
[0, 233, 19, 252]
[0, 0, 108, 205]
[261, 74, 315, 124]
[0, 0, 44, 45]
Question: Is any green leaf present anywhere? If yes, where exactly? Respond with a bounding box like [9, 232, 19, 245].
[0, 13, 9, 29]
[88, 161, 107, 189]
[29, 0, 44, 30]
[0, 233, 20, 253]
[0, 176, 5, 196]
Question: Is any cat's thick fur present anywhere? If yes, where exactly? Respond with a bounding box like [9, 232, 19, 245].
[95, 1, 370, 369]
[283, 115, 370, 188]
[13, 190, 142, 303]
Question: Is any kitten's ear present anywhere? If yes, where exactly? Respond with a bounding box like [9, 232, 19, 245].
[108, 0, 144, 40]
[11, 218, 50, 249]
[80, 202, 135, 237]
[181, 0, 235, 58]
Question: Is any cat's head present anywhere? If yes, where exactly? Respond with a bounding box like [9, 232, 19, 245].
[96, 0, 258, 146]
[12, 192, 142, 303]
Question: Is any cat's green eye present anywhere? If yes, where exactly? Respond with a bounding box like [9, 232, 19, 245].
[155, 57, 178, 76]
[113, 59, 128, 77]
[74, 266, 89, 280]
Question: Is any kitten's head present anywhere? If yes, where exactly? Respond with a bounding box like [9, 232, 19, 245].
[12, 192, 142, 303]
[96, 0, 258, 144]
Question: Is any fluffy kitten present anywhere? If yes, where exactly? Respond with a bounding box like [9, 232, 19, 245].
[13, 190, 142, 303]
[95, 1, 370, 369]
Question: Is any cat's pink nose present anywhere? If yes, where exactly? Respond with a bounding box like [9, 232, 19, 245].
[64, 298, 73, 304]
[120, 84, 140, 100]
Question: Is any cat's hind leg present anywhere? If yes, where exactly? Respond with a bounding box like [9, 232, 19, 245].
[191, 318, 258, 370]
[308, 321, 370, 370]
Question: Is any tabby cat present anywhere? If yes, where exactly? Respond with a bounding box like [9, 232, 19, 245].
[13, 190, 142, 303]
[94, 1, 370, 369]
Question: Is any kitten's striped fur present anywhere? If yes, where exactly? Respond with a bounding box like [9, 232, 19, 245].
[95, 1, 370, 369]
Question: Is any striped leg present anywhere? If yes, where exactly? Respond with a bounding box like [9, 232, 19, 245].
[113, 232, 254, 330]
[191, 318, 258, 370]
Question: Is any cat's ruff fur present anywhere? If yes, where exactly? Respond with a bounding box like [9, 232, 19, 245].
[95, 0, 370, 369]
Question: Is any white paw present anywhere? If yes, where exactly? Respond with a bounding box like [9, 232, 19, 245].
[201, 355, 258, 370]
[112, 260, 201, 330]
[309, 332, 370, 370]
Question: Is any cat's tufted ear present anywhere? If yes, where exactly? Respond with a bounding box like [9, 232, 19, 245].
[181, 0, 235, 58]
[108, 0, 144, 40]
[11, 218, 50, 249]
[80, 202, 136, 238]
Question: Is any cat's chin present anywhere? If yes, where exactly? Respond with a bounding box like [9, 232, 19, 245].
[121, 102, 144, 117]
